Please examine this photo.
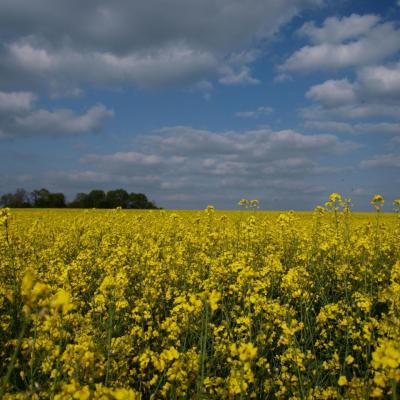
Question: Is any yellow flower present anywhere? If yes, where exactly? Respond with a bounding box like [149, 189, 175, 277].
[329, 193, 343, 203]
[371, 194, 384, 210]
[371, 387, 383, 398]
[72, 386, 90, 400]
[238, 342, 257, 362]
[338, 375, 348, 386]
[112, 388, 138, 400]
[21, 270, 35, 298]
[207, 290, 221, 312]
[50, 289, 73, 314]
[345, 355, 355, 365]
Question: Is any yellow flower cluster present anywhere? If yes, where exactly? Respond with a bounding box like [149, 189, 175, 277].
[0, 194, 399, 399]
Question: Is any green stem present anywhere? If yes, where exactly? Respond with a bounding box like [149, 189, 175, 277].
[0, 318, 27, 397]
[105, 303, 115, 385]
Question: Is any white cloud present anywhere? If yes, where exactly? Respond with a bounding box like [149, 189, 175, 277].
[391, 137, 400, 145]
[305, 120, 355, 133]
[0, 0, 322, 54]
[1, 104, 114, 139]
[72, 126, 357, 203]
[274, 73, 292, 83]
[297, 14, 380, 44]
[15, 105, 114, 135]
[218, 49, 261, 85]
[236, 106, 274, 118]
[305, 121, 400, 135]
[8, 122, 364, 209]
[218, 65, 260, 85]
[303, 59, 400, 122]
[146, 126, 351, 158]
[189, 80, 213, 92]
[48, 170, 162, 187]
[280, 19, 400, 72]
[352, 187, 368, 195]
[354, 122, 400, 135]
[303, 62, 400, 111]
[0, 0, 324, 92]
[82, 151, 185, 171]
[306, 79, 357, 106]
[302, 103, 400, 120]
[9, 43, 55, 71]
[358, 62, 400, 100]
[8, 42, 218, 90]
[360, 154, 400, 168]
[0, 91, 36, 112]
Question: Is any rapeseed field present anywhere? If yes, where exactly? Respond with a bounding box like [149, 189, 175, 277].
[1, 194, 400, 399]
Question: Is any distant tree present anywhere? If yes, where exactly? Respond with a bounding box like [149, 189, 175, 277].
[0, 188, 31, 207]
[0, 187, 159, 209]
[87, 190, 107, 208]
[48, 192, 66, 208]
[15, 188, 31, 207]
[106, 189, 129, 208]
[31, 188, 51, 207]
[31, 188, 66, 208]
[69, 192, 89, 208]
[0, 193, 13, 207]
[129, 192, 157, 209]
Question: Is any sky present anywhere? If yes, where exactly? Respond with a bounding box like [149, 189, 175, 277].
[0, 0, 399, 210]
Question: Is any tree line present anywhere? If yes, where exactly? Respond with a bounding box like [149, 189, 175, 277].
[0, 188, 158, 209]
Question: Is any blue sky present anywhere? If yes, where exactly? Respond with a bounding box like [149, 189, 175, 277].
[0, 0, 399, 210]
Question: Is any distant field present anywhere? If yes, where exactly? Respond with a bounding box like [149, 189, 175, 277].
[1, 203, 399, 399]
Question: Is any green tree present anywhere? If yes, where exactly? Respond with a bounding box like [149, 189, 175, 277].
[87, 190, 107, 208]
[48, 192, 66, 208]
[31, 188, 51, 207]
[106, 189, 129, 208]
[69, 193, 89, 208]
[129, 192, 157, 209]
[0, 188, 31, 207]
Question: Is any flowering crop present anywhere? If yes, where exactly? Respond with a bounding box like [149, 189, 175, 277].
[1, 196, 400, 399]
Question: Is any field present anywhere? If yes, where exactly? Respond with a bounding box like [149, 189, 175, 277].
[1, 197, 400, 399]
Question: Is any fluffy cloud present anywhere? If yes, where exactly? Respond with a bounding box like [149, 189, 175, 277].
[304, 120, 355, 133]
[47, 170, 162, 188]
[0, 91, 36, 112]
[4, 123, 365, 208]
[16, 105, 113, 135]
[0, 0, 323, 92]
[236, 106, 274, 118]
[360, 154, 400, 169]
[297, 14, 380, 44]
[352, 123, 400, 135]
[218, 65, 260, 86]
[280, 16, 400, 72]
[303, 62, 400, 121]
[0, 0, 321, 54]
[144, 126, 352, 158]
[293, 13, 400, 151]
[0, 101, 113, 139]
[306, 79, 357, 106]
[44, 125, 358, 208]
[391, 137, 400, 145]
[358, 62, 400, 100]
[5, 42, 218, 90]
[305, 121, 400, 135]
[302, 104, 400, 120]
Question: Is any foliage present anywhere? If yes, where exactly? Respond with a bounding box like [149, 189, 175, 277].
[69, 189, 157, 209]
[0, 188, 158, 209]
[0, 195, 400, 399]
